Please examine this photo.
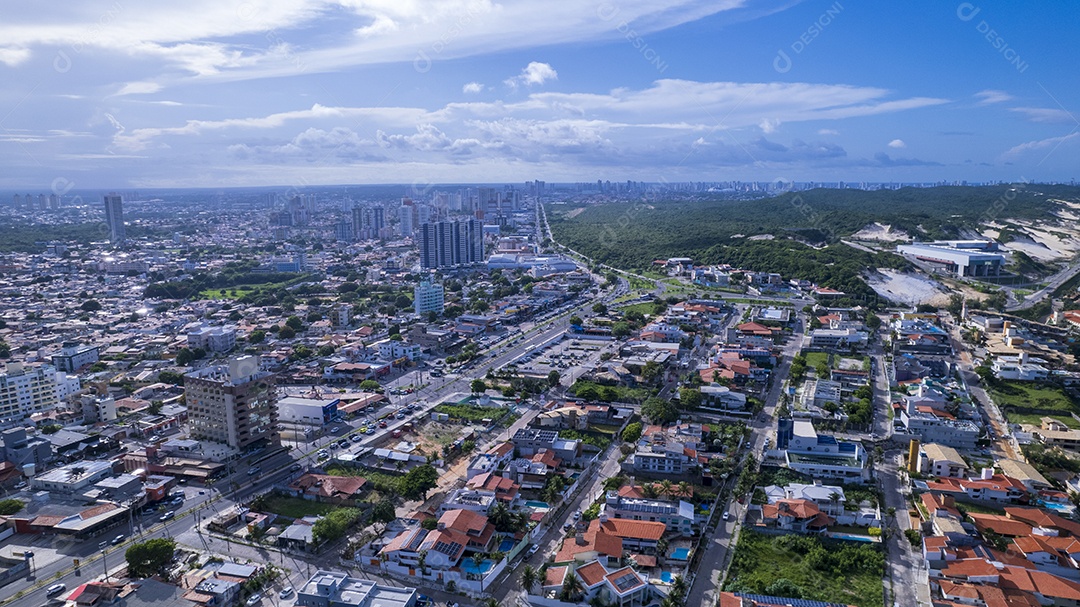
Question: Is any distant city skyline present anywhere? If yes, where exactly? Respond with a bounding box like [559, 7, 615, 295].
[0, 1, 1076, 188]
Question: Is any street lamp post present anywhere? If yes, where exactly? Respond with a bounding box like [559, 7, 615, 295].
[101, 545, 110, 582]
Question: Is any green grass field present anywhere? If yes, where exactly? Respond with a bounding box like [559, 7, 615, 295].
[803, 351, 831, 370]
[618, 302, 660, 316]
[724, 530, 884, 607]
[989, 380, 1080, 429]
[261, 496, 337, 519]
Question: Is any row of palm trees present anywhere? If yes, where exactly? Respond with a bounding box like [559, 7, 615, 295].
[641, 479, 693, 499]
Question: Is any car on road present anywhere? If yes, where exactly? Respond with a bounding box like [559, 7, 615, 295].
[111, 534, 126, 545]
[378, 421, 388, 428]
[723, 511, 731, 521]
[245, 593, 262, 606]
[527, 545, 540, 557]
[247, 466, 261, 476]
[13, 481, 27, 490]
[47, 584, 67, 596]
[396, 412, 406, 419]
[330, 426, 340, 433]
[317, 449, 329, 459]
[161, 511, 175, 522]
[365, 427, 375, 435]
[337, 440, 348, 449]
[290, 463, 302, 472]
[279, 587, 293, 599]
[351, 434, 362, 442]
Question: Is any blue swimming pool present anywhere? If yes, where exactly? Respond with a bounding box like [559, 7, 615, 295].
[498, 539, 516, 552]
[1040, 501, 1072, 512]
[670, 547, 690, 560]
[459, 559, 494, 575]
[660, 572, 673, 583]
[830, 533, 874, 543]
[525, 500, 550, 509]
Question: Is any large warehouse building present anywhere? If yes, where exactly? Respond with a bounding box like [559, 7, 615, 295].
[896, 241, 1006, 277]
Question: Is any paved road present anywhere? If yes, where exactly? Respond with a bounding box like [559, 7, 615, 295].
[1008, 257, 1080, 311]
[685, 305, 807, 607]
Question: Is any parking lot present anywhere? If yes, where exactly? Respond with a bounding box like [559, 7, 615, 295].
[514, 334, 611, 377]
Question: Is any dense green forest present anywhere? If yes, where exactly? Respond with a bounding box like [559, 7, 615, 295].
[549, 184, 1080, 299]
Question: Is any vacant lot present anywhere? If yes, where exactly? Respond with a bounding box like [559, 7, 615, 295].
[724, 530, 884, 607]
[989, 380, 1080, 429]
[261, 495, 337, 519]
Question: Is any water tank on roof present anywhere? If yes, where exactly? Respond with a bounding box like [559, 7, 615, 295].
[21, 463, 35, 477]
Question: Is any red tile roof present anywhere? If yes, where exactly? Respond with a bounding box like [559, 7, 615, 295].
[591, 518, 666, 541]
[575, 561, 608, 587]
[968, 513, 1034, 538]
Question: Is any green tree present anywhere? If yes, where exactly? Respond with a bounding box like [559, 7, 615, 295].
[248, 330, 266, 344]
[80, 299, 102, 312]
[471, 379, 487, 394]
[125, 538, 176, 578]
[520, 564, 538, 594]
[621, 421, 643, 443]
[312, 508, 362, 544]
[175, 348, 195, 366]
[285, 315, 304, 331]
[41, 424, 62, 434]
[592, 303, 607, 314]
[641, 361, 661, 383]
[678, 387, 702, 409]
[612, 322, 631, 339]
[371, 499, 396, 524]
[398, 465, 439, 500]
[569, 315, 583, 326]
[360, 380, 382, 392]
[278, 325, 296, 339]
[0, 499, 24, 515]
[641, 397, 679, 424]
[547, 370, 561, 388]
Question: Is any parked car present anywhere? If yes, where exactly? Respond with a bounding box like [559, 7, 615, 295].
[279, 587, 293, 599]
[723, 511, 731, 521]
[351, 434, 362, 443]
[245, 593, 262, 606]
[378, 421, 388, 428]
[365, 427, 375, 435]
[527, 545, 540, 557]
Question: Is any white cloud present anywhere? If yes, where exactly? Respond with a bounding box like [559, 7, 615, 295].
[1009, 107, 1078, 124]
[975, 90, 1013, 105]
[759, 118, 781, 134]
[462, 82, 484, 94]
[1003, 131, 1080, 158]
[0, 47, 30, 67]
[114, 81, 164, 96]
[817, 129, 839, 135]
[888, 138, 906, 148]
[505, 62, 558, 89]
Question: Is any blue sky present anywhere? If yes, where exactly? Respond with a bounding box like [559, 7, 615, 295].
[0, 0, 1076, 188]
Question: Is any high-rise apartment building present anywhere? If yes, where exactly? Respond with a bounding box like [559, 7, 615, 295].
[103, 193, 126, 245]
[413, 280, 445, 315]
[185, 356, 278, 451]
[418, 218, 484, 269]
[0, 363, 59, 428]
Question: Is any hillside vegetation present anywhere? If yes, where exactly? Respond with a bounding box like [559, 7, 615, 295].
[549, 184, 1080, 302]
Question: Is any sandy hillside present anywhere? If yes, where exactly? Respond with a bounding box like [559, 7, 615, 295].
[866, 269, 951, 306]
[850, 222, 910, 242]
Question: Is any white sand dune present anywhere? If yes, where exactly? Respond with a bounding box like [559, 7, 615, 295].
[851, 222, 909, 242]
[866, 269, 949, 305]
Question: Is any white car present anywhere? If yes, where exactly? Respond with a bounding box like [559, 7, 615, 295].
[47, 584, 67, 596]
[527, 545, 540, 557]
[722, 511, 731, 521]
[245, 593, 262, 606]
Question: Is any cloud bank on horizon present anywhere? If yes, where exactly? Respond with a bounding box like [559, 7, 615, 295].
[0, 0, 1077, 188]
